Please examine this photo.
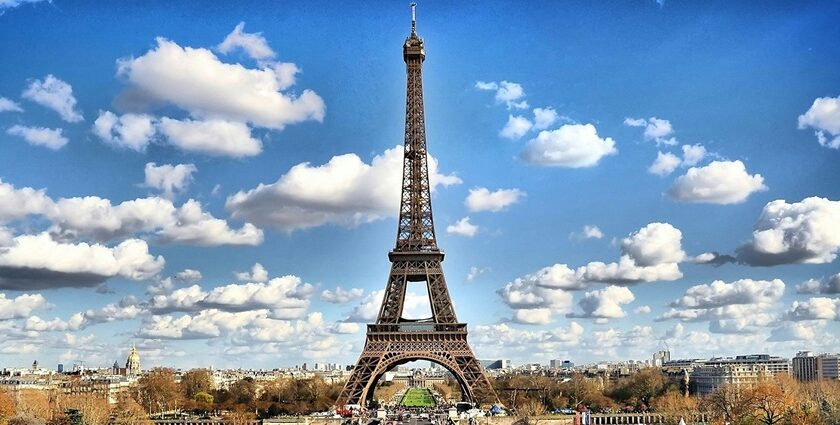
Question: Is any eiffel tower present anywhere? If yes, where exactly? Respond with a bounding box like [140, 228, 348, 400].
[336, 4, 497, 408]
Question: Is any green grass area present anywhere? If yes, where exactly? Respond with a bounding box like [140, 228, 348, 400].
[399, 387, 437, 407]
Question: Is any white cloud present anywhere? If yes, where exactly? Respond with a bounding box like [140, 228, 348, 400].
[117, 37, 324, 130]
[657, 279, 785, 334]
[158, 118, 262, 157]
[320, 287, 364, 304]
[634, 305, 652, 314]
[568, 286, 635, 320]
[736, 197, 840, 265]
[92, 111, 156, 151]
[21, 75, 83, 122]
[499, 114, 533, 139]
[235, 263, 268, 282]
[0, 180, 262, 246]
[6, 125, 68, 150]
[671, 279, 785, 309]
[624, 116, 676, 146]
[520, 124, 617, 167]
[466, 266, 490, 282]
[143, 162, 197, 199]
[669, 160, 767, 204]
[768, 322, 821, 342]
[474, 81, 498, 91]
[175, 269, 202, 284]
[581, 225, 604, 239]
[226, 145, 460, 231]
[0, 233, 164, 290]
[681, 144, 707, 166]
[648, 151, 681, 176]
[0, 181, 52, 222]
[0, 0, 49, 14]
[619, 222, 686, 267]
[532, 107, 559, 130]
[343, 289, 431, 323]
[0, 293, 47, 320]
[497, 277, 574, 324]
[446, 217, 478, 237]
[797, 273, 840, 295]
[465, 187, 525, 212]
[149, 274, 314, 320]
[0, 97, 23, 112]
[218, 22, 275, 61]
[798, 96, 840, 149]
[784, 297, 840, 321]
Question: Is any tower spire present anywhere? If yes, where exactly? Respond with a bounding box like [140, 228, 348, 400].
[411, 3, 417, 35]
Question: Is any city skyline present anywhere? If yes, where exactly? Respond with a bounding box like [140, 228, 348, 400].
[1, 0, 839, 370]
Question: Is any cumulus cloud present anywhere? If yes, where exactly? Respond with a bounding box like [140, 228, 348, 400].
[475, 80, 527, 109]
[226, 145, 460, 231]
[520, 124, 617, 167]
[92, 111, 156, 151]
[117, 37, 324, 130]
[0, 179, 262, 246]
[6, 125, 68, 150]
[648, 151, 681, 176]
[143, 162, 197, 199]
[797, 273, 840, 295]
[532, 107, 559, 130]
[149, 274, 314, 320]
[668, 160, 767, 204]
[624, 116, 676, 146]
[768, 322, 821, 342]
[21, 75, 83, 122]
[736, 197, 840, 266]
[0, 97, 23, 113]
[499, 115, 532, 139]
[218, 22, 276, 61]
[235, 263, 268, 282]
[681, 144, 707, 166]
[671, 279, 785, 309]
[784, 297, 840, 321]
[499, 223, 685, 323]
[798, 96, 840, 149]
[658, 279, 784, 334]
[634, 305, 652, 314]
[581, 225, 604, 239]
[465, 187, 525, 212]
[320, 287, 364, 304]
[0, 293, 47, 320]
[158, 118, 263, 157]
[446, 217, 478, 237]
[0, 233, 164, 290]
[568, 286, 635, 321]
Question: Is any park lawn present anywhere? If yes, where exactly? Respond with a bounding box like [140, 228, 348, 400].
[399, 387, 437, 407]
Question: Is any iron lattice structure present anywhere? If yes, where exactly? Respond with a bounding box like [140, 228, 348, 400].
[336, 6, 497, 408]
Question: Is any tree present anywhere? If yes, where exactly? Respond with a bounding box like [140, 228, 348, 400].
[650, 390, 696, 423]
[702, 384, 756, 425]
[135, 367, 182, 415]
[57, 394, 110, 425]
[746, 382, 793, 425]
[180, 369, 214, 399]
[0, 391, 15, 425]
[12, 391, 52, 421]
[112, 393, 150, 425]
[227, 378, 257, 406]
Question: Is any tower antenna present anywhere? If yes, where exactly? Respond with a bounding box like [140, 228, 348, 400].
[411, 3, 417, 35]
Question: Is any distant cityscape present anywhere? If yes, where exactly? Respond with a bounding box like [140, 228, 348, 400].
[3, 345, 839, 405]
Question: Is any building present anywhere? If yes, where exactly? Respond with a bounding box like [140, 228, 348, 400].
[793, 351, 840, 381]
[652, 350, 671, 368]
[690, 354, 790, 395]
[793, 351, 820, 381]
[125, 343, 140, 376]
[480, 359, 511, 370]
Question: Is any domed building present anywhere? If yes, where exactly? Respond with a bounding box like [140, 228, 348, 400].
[125, 343, 141, 376]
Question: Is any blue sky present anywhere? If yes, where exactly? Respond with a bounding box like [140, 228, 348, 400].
[1, 0, 839, 370]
